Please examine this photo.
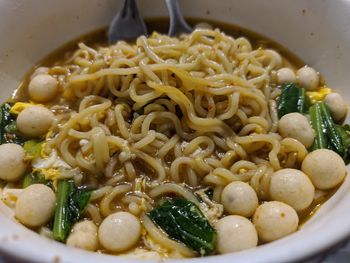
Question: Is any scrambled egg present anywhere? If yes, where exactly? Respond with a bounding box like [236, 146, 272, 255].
[307, 87, 332, 104]
[32, 149, 71, 170]
[31, 149, 76, 187]
[1, 188, 23, 208]
[33, 168, 61, 181]
[10, 102, 43, 115]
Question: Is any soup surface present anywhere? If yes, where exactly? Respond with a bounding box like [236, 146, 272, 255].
[0, 18, 348, 258]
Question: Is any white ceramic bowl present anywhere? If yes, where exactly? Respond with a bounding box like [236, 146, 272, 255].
[1, 0, 350, 262]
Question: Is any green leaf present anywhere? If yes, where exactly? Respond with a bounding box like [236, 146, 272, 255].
[336, 124, 350, 164]
[278, 83, 309, 119]
[309, 101, 350, 163]
[53, 180, 75, 242]
[53, 180, 92, 242]
[68, 187, 92, 223]
[22, 171, 51, 188]
[23, 140, 44, 159]
[319, 102, 344, 155]
[4, 121, 17, 134]
[309, 103, 328, 150]
[148, 198, 216, 256]
[0, 103, 23, 145]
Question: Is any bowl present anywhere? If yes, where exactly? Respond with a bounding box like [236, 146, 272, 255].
[1, 0, 350, 262]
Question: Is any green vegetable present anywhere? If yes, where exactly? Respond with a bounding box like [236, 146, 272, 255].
[5, 121, 17, 134]
[22, 171, 51, 188]
[68, 188, 92, 223]
[0, 103, 23, 145]
[336, 124, 350, 164]
[309, 101, 350, 163]
[53, 180, 91, 242]
[309, 103, 328, 149]
[319, 102, 344, 154]
[278, 83, 309, 118]
[148, 198, 216, 256]
[53, 180, 73, 242]
[23, 140, 44, 159]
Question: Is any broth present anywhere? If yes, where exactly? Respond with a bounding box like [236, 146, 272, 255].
[14, 17, 304, 102]
[14, 18, 327, 225]
[3, 17, 342, 257]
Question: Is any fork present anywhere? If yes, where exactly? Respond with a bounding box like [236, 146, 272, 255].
[108, 0, 148, 43]
[165, 0, 192, 37]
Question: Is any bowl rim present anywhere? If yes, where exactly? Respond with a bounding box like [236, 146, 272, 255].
[1, 172, 350, 263]
[2, 0, 350, 262]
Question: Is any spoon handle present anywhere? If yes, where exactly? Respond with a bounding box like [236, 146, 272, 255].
[121, 0, 140, 18]
[165, 0, 192, 36]
[108, 0, 148, 43]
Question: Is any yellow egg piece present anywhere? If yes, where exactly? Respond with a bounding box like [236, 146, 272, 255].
[10, 102, 43, 115]
[306, 87, 332, 104]
[35, 168, 61, 181]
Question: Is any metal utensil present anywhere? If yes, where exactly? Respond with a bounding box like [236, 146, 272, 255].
[165, 0, 192, 37]
[108, 0, 148, 43]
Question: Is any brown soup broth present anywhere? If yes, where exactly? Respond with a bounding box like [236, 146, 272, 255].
[13, 17, 331, 226]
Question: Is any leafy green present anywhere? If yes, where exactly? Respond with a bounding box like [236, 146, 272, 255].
[22, 171, 51, 188]
[68, 188, 92, 223]
[319, 102, 344, 154]
[53, 180, 73, 242]
[309, 103, 328, 150]
[53, 180, 92, 242]
[309, 101, 350, 164]
[278, 83, 310, 118]
[23, 140, 44, 159]
[0, 103, 23, 145]
[148, 198, 216, 256]
[336, 124, 350, 164]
